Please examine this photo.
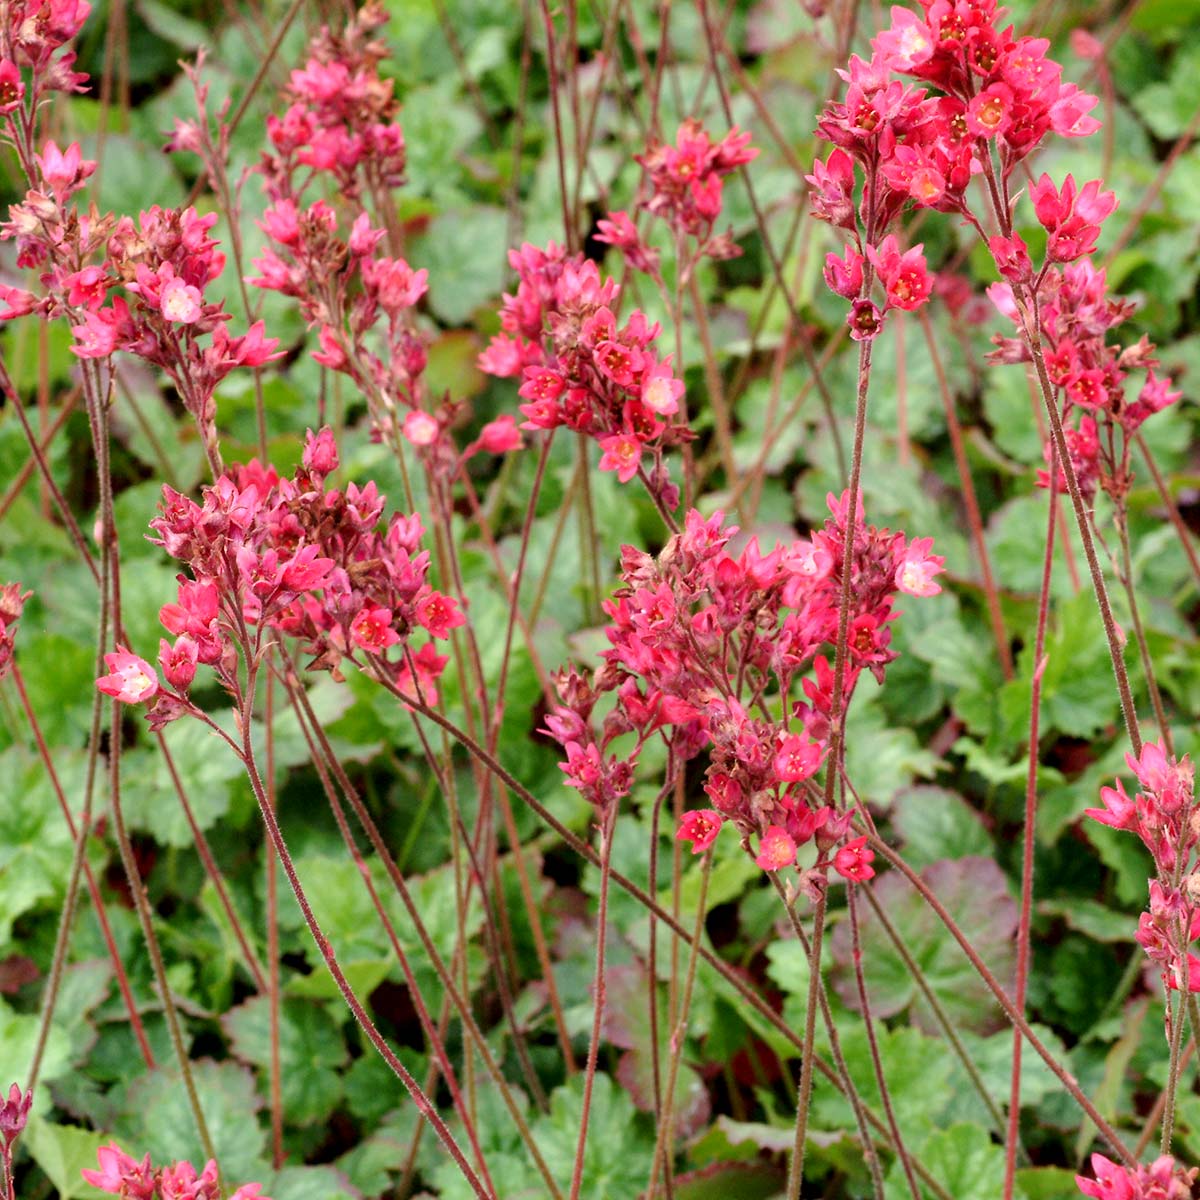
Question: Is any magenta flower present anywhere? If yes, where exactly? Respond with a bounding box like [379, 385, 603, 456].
[81, 1143, 155, 1198]
[414, 591, 466, 640]
[833, 835, 875, 883]
[755, 825, 798, 872]
[597, 433, 643, 483]
[676, 809, 724, 854]
[893, 537, 945, 597]
[95, 649, 158, 704]
[350, 605, 401, 654]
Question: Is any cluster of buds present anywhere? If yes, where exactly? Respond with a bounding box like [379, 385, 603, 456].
[596, 120, 757, 272]
[82, 1143, 267, 1200]
[811, 0, 1103, 337]
[97, 428, 463, 721]
[0, 584, 30, 682]
[0, 0, 90, 116]
[1076, 1152, 1197, 1199]
[257, 0, 403, 199]
[479, 241, 687, 502]
[1086, 741, 1198, 993]
[989, 255, 1180, 503]
[542, 494, 943, 885]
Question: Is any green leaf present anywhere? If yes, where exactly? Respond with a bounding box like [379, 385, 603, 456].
[23, 1118, 108, 1200]
[891, 787, 994, 868]
[411, 207, 509, 325]
[916, 1123, 1005, 1200]
[112, 1059, 267, 1186]
[829, 856, 1017, 1035]
[223, 997, 348, 1125]
[120, 714, 243, 847]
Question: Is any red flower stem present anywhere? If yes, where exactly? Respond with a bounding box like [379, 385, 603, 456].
[285, 687, 499, 1195]
[11, 660, 155, 1073]
[770, 874, 886, 1200]
[284, 670, 563, 1190]
[1116, 514, 1174, 755]
[848, 885, 921, 1199]
[87, 382, 220, 1177]
[0, 389, 76, 524]
[1135, 431, 1200, 591]
[686, 273, 739, 506]
[0, 363, 99, 586]
[395, 687, 962, 1193]
[865, 833, 1136, 1165]
[696, 0, 848, 481]
[263, 674, 283, 1169]
[919, 309, 1013, 679]
[537, 0, 577, 252]
[1004, 452, 1059, 1200]
[645, 850, 713, 1200]
[236, 690, 494, 1199]
[859, 882, 1010, 1141]
[1161, 987, 1188, 1154]
[644, 774, 676, 1129]
[153, 730, 268, 992]
[568, 803, 618, 1200]
[1020, 303, 1142, 757]
[786, 887, 829, 1200]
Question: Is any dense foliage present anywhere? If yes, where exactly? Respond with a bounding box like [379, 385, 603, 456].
[1, 0, 1199, 1197]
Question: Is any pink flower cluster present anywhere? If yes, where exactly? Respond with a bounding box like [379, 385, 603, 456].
[542, 494, 943, 882]
[0, 0, 90, 103]
[479, 241, 686, 500]
[99, 428, 462, 719]
[82, 1142, 268, 1200]
[811, 0, 1108, 337]
[1086, 741, 1198, 993]
[0, 583, 30, 683]
[1076, 1152, 1197, 1199]
[989, 256, 1181, 502]
[258, 0, 404, 198]
[613, 119, 757, 263]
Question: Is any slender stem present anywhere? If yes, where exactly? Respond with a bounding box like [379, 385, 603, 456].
[646, 850, 712, 1200]
[1004, 456, 1058, 1200]
[787, 888, 827, 1200]
[12, 661, 154, 1077]
[919, 310, 1012, 678]
[848, 885, 921, 1199]
[568, 803, 617, 1200]
[1116, 513, 1173, 754]
[867, 833, 1136, 1164]
[1161, 986, 1187, 1153]
[238, 709, 493, 1198]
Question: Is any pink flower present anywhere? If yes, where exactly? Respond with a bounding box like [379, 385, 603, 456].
[35, 139, 95, 198]
[756, 825, 798, 871]
[834, 835, 875, 882]
[160, 276, 204, 324]
[823, 245, 864, 299]
[894, 537, 945, 597]
[303, 426, 339, 476]
[640, 359, 684, 415]
[774, 734, 825, 783]
[158, 636, 198, 690]
[676, 809, 724, 854]
[472, 415, 523, 455]
[403, 410, 439, 447]
[95, 648, 158, 704]
[415, 591, 466, 639]
[0, 61, 24, 113]
[229, 1186, 271, 1200]
[867, 236, 932, 312]
[597, 433, 643, 483]
[81, 1144, 155, 1198]
[350, 605, 401, 653]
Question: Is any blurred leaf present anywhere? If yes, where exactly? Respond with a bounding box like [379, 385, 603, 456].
[829, 856, 1018, 1034]
[891, 787, 994, 868]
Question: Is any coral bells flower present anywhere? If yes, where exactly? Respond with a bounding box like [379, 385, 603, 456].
[867, 236, 932, 311]
[0, 1083, 31, 1148]
[677, 809, 724, 854]
[95, 649, 158, 704]
[81, 1144, 156, 1198]
[350, 605, 400, 654]
[774, 734, 824, 783]
[1076, 1152, 1197, 1199]
[834, 835, 875, 882]
[598, 433, 643, 483]
[893, 537, 945, 596]
[756, 825, 798, 871]
[415, 591, 466, 639]
[1030, 173, 1118, 262]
